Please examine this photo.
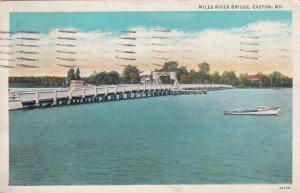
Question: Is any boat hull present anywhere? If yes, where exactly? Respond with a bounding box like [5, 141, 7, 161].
[224, 107, 281, 115]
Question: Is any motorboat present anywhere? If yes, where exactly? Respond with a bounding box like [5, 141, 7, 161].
[224, 106, 281, 115]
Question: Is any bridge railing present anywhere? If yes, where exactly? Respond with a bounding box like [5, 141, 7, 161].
[178, 84, 232, 89]
[57, 90, 69, 98]
[19, 92, 36, 102]
[96, 87, 106, 95]
[39, 91, 55, 100]
[85, 87, 96, 96]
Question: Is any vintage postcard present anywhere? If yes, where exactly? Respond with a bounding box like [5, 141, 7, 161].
[0, 0, 300, 192]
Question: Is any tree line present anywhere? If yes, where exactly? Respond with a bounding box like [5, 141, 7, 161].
[9, 61, 292, 88]
[154, 61, 292, 88]
[83, 65, 140, 85]
[9, 76, 67, 87]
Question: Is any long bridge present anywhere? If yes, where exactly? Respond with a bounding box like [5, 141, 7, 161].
[9, 84, 232, 110]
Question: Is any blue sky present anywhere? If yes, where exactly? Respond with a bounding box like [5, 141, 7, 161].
[10, 11, 291, 33]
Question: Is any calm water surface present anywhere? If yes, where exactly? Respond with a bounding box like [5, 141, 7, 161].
[9, 88, 292, 185]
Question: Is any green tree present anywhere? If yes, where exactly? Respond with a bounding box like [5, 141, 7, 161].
[198, 62, 210, 83]
[75, 67, 81, 80]
[107, 71, 120, 85]
[95, 71, 108, 85]
[258, 72, 270, 87]
[269, 71, 284, 87]
[222, 71, 237, 86]
[211, 71, 221, 83]
[198, 62, 210, 74]
[122, 65, 140, 84]
[188, 70, 199, 83]
[160, 61, 179, 72]
[238, 73, 249, 87]
[176, 66, 189, 83]
[84, 71, 121, 85]
[283, 76, 292, 87]
[67, 68, 75, 85]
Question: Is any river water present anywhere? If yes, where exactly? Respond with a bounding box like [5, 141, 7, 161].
[9, 88, 292, 185]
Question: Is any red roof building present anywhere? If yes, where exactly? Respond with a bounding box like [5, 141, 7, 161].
[247, 74, 260, 81]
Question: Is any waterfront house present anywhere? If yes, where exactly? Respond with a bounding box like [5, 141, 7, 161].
[140, 71, 152, 84]
[70, 80, 84, 88]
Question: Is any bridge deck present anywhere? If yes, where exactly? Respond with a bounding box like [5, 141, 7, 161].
[8, 84, 232, 110]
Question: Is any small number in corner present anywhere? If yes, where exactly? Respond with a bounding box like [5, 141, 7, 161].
[279, 186, 290, 190]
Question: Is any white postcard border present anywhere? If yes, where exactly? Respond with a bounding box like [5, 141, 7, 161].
[0, 0, 299, 192]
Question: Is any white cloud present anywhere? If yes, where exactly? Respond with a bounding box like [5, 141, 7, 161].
[9, 20, 292, 76]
